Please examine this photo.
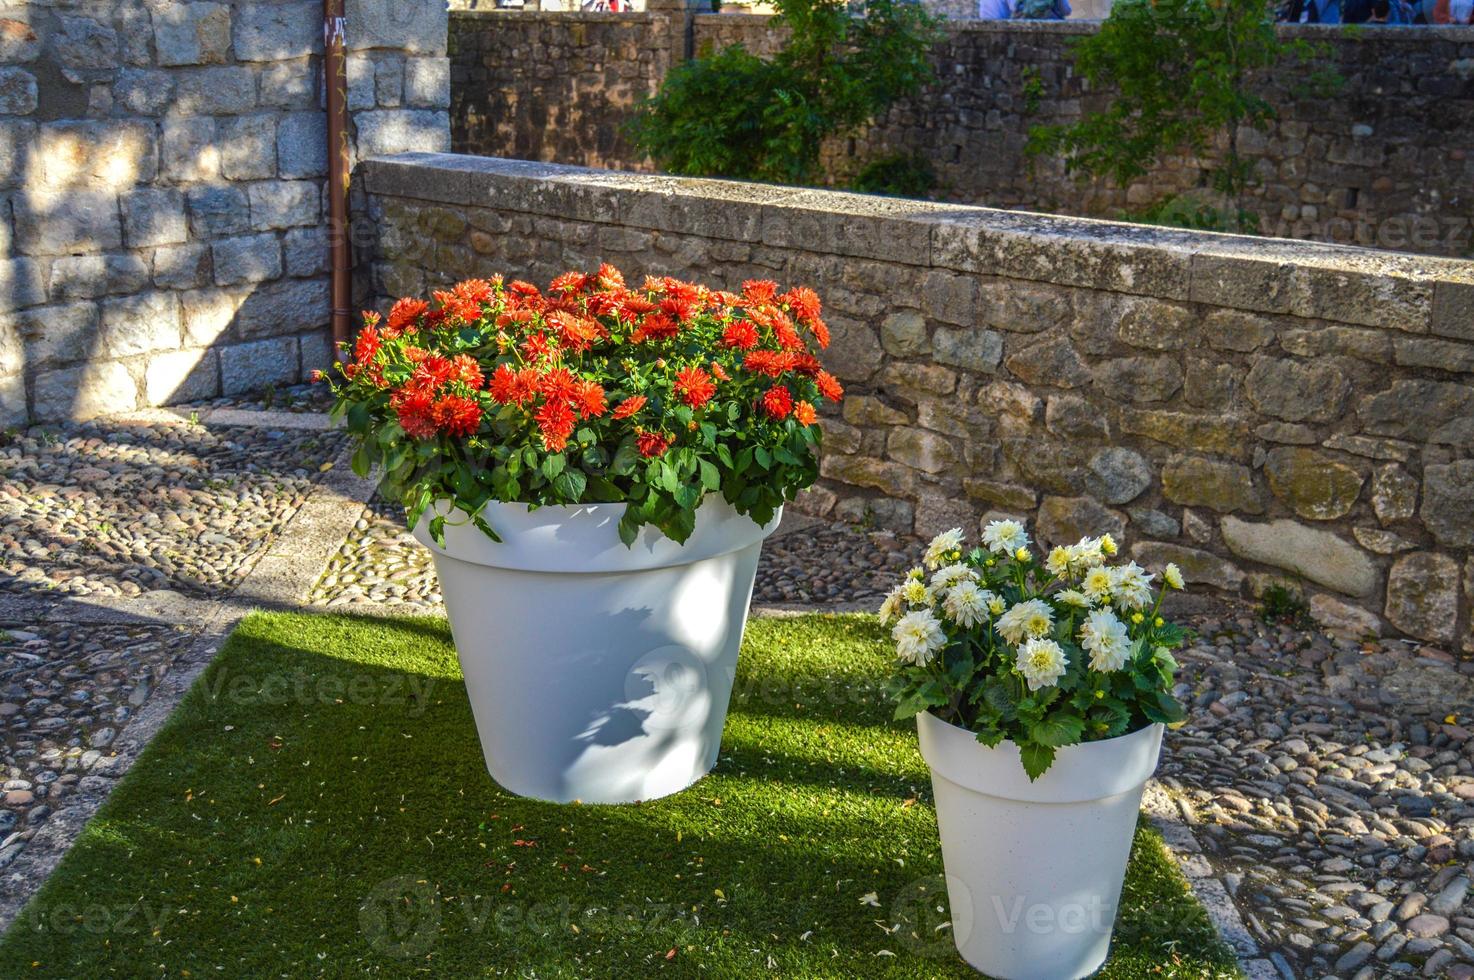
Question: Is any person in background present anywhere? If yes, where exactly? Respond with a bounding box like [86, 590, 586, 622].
[977, 0, 1071, 17]
[1433, 0, 1474, 21]
[1343, 0, 1414, 21]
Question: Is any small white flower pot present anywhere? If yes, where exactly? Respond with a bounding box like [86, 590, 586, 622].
[916, 711, 1164, 979]
[414, 497, 778, 804]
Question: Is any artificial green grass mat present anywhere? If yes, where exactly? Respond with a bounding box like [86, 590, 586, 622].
[0, 613, 1238, 978]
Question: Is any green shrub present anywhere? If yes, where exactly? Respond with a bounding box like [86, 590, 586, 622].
[850, 151, 937, 198]
[629, 0, 938, 186]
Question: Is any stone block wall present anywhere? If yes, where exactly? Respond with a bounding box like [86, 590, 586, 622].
[0, 0, 451, 424]
[449, 12, 1474, 257]
[450, 10, 674, 170]
[361, 153, 1474, 649]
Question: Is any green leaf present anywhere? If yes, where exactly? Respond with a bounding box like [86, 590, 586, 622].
[552, 468, 587, 502]
[698, 459, 720, 492]
[428, 515, 447, 548]
[1018, 742, 1056, 782]
[1028, 714, 1085, 748]
[541, 454, 567, 481]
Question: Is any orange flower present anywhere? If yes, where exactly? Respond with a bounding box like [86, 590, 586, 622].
[630, 313, 678, 344]
[451, 354, 484, 389]
[781, 286, 822, 323]
[794, 400, 818, 426]
[710, 361, 730, 381]
[742, 279, 778, 304]
[807, 315, 830, 349]
[391, 388, 437, 440]
[673, 366, 716, 409]
[760, 386, 793, 420]
[816, 370, 844, 402]
[743, 350, 797, 378]
[612, 395, 647, 420]
[353, 325, 380, 365]
[489, 364, 536, 405]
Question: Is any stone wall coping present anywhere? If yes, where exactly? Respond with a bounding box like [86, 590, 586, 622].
[362, 152, 1474, 333]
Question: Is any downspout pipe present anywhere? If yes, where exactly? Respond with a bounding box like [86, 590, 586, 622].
[324, 0, 352, 361]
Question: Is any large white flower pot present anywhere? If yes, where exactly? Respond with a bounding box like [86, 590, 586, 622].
[916, 711, 1164, 979]
[413, 497, 778, 804]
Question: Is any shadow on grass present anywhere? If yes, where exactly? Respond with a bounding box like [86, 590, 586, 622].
[0, 612, 1237, 979]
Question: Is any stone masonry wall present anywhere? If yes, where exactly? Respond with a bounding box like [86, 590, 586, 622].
[0, 0, 451, 424]
[361, 153, 1474, 650]
[449, 12, 1474, 257]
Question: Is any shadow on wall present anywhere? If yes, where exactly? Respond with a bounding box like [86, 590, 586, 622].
[0, 0, 451, 426]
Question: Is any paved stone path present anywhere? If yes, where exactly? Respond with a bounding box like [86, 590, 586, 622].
[0, 405, 371, 931]
[7, 404, 1474, 979]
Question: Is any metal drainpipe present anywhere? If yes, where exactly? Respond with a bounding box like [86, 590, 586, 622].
[323, 0, 352, 361]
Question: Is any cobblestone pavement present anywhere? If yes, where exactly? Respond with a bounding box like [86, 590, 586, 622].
[0, 621, 196, 868]
[309, 508, 1474, 978]
[0, 410, 350, 890]
[0, 419, 344, 600]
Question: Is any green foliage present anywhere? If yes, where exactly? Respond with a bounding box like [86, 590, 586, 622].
[1259, 583, 1312, 628]
[629, 0, 938, 185]
[1120, 192, 1260, 235]
[1028, 0, 1329, 229]
[851, 151, 937, 198]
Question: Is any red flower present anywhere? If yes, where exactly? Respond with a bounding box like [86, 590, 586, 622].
[451, 354, 484, 389]
[612, 395, 647, 420]
[781, 286, 822, 323]
[537, 367, 580, 407]
[673, 366, 716, 409]
[807, 315, 830, 349]
[550, 271, 590, 294]
[710, 361, 730, 381]
[386, 298, 428, 336]
[742, 279, 778, 304]
[353, 325, 380, 365]
[794, 400, 818, 426]
[815, 370, 844, 402]
[392, 389, 438, 440]
[743, 350, 797, 378]
[721, 320, 759, 350]
[521, 332, 558, 362]
[596, 263, 625, 290]
[535, 399, 576, 452]
[507, 280, 542, 301]
[489, 364, 536, 405]
[630, 313, 678, 344]
[760, 386, 793, 420]
[637, 430, 673, 458]
[433, 395, 482, 437]
[572, 380, 607, 419]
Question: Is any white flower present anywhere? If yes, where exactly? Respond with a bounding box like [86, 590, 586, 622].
[924, 528, 965, 570]
[878, 585, 904, 624]
[942, 582, 993, 629]
[1072, 536, 1107, 569]
[1110, 561, 1154, 611]
[1082, 565, 1113, 601]
[1018, 637, 1067, 691]
[1056, 588, 1092, 609]
[906, 566, 924, 581]
[995, 597, 1054, 645]
[1099, 533, 1118, 556]
[893, 609, 947, 666]
[981, 519, 1028, 556]
[1045, 546, 1072, 577]
[930, 563, 978, 593]
[988, 595, 1007, 615]
[1079, 607, 1131, 672]
[901, 578, 933, 607]
[1163, 563, 1185, 590]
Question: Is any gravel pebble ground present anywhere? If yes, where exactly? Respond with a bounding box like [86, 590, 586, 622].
[310, 506, 1474, 978]
[0, 622, 196, 871]
[0, 420, 345, 599]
